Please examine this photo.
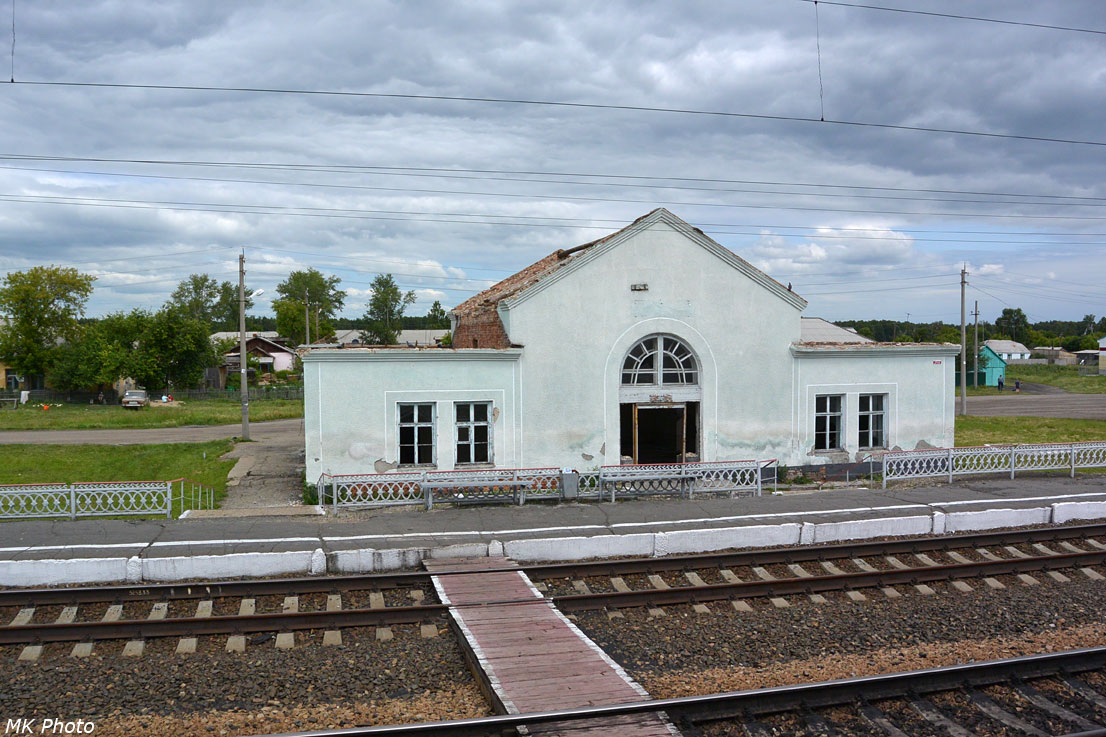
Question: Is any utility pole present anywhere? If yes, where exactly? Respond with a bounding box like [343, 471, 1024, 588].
[959, 266, 968, 416]
[304, 288, 311, 346]
[238, 252, 250, 441]
[972, 300, 979, 388]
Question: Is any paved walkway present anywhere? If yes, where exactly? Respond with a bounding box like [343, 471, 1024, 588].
[3, 475, 1104, 562]
[216, 420, 305, 510]
[0, 418, 301, 445]
[966, 393, 1106, 419]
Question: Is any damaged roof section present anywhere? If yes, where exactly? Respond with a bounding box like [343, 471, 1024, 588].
[450, 211, 661, 318]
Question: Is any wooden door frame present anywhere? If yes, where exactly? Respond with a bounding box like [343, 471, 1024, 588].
[632, 403, 686, 464]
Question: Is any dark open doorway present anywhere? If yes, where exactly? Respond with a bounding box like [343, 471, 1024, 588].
[620, 402, 700, 464]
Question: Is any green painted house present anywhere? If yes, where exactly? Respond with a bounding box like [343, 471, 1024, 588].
[957, 345, 1006, 387]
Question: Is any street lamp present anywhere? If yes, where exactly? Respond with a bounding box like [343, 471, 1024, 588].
[238, 253, 264, 441]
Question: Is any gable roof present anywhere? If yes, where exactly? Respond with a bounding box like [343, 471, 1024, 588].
[984, 339, 1030, 354]
[225, 335, 296, 356]
[800, 317, 873, 343]
[452, 209, 807, 318]
[979, 344, 1006, 366]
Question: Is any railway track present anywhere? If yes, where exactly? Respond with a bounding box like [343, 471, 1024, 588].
[3, 523, 1105, 654]
[246, 646, 1106, 736]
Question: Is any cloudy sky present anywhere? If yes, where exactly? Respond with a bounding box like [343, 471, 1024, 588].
[1, 1, 1104, 325]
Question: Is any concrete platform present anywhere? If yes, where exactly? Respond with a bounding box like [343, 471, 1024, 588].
[2, 475, 1106, 586]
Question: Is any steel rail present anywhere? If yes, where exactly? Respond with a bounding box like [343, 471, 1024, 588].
[250, 647, 1106, 736]
[526, 520, 1106, 578]
[552, 548, 1106, 611]
[2, 521, 1104, 607]
[4, 548, 1103, 645]
[0, 603, 448, 645]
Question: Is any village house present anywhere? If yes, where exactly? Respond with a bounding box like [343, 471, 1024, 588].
[984, 339, 1031, 361]
[302, 209, 959, 480]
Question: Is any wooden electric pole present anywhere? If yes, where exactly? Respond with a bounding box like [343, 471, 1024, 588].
[304, 287, 311, 346]
[960, 267, 968, 416]
[238, 252, 250, 441]
[972, 300, 979, 388]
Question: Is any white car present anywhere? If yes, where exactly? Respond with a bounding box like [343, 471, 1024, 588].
[121, 390, 149, 409]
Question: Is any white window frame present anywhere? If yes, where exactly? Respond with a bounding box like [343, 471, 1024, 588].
[397, 402, 436, 466]
[454, 401, 493, 465]
[814, 394, 843, 451]
[858, 393, 887, 449]
[621, 335, 698, 386]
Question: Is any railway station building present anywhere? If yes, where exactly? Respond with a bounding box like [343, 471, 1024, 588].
[303, 209, 959, 481]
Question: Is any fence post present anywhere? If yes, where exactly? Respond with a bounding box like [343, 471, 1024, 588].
[948, 447, 953, 483]
[331, 476, 338, 515]
[1010, 445, 1016, 479]
[1070, 443, 1076, 478]
[166, 481, 173, 519]
[69, 484, 76, 520]
[882, 455, 887, 489]
[755, 459, 762, 496]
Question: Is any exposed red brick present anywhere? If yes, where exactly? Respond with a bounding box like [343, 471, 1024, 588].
[450, 210, 669, 346]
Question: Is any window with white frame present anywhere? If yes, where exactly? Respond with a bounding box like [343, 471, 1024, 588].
[621, 335, 698, 385]
[398, 403, 435, 465]
[858, 393, 887, 449]
[455, 402, 492, 464]
[814, 395, 843, 451]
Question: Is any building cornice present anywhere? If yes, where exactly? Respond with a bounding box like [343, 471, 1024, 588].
[303, 348, 522, 363]
[790, 343, 961, 359]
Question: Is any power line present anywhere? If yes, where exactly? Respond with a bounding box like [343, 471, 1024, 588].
[7, 162, 1106, 209]
[9, 189, 1106, 223]
[10, 79, 1106, 148]
[797, 0, 1106, 36]
[5, 153, 1105, 203]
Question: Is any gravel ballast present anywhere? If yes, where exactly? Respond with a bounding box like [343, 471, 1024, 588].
[1, 624, 488, 737]
[573, 575, 1106, 690]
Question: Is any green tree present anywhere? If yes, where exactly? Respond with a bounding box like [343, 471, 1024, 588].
[167, 274, 252, 330]
[273, 268, 345, 345]
[1080, 314, 1097, 335]
[360, 274, 416, 345]
[426, 300, 449, 329]
[213, 280, 250, 331]
[0, 266, 96, 382]
[131, 308, 217, 392]
[995, 308, 1029, 345]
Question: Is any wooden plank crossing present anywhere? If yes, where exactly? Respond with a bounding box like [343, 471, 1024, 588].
[426, 556, 678, 736]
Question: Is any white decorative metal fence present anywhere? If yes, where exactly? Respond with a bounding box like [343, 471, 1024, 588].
[596, 459, 774, 502]
[0, 478, 218, 520]
[321, 467, 562, 511]
[321, 458, 776, 511]
[882, 441, 1106, 488]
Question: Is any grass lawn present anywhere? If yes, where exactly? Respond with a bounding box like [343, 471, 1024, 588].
[1006, 364, 1106, 394]
[0, 440, 236, 517]
[0, 399, 303, 430]
[956, 415, 1106, 446]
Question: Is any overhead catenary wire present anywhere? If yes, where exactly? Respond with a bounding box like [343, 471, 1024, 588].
[794, 0, 1106, 36]
[7, 162, 1106, 209]
[5, 153, 1106, 204]
[9, 79, 1106, 149]
[8, 190, 1106, 223]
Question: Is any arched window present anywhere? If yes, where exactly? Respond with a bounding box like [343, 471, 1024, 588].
[621, 335, 698, 385]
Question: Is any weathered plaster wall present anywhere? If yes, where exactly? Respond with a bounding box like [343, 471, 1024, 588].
[792, 348, 957, 463]
[303, 350, 520, 481]
[503, 219, 803, 468]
